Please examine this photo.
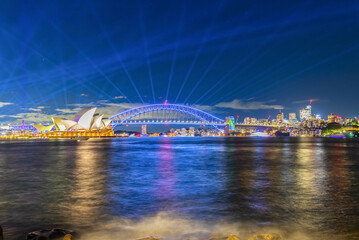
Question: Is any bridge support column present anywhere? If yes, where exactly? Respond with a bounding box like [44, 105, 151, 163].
[225, 116, 235, 136]
[141, 125, 147, 135]
[225, 125, 230, 135]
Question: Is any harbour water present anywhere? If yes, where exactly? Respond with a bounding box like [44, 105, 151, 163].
[0, 137, 359, 240]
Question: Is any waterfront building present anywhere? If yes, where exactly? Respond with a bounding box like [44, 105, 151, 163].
[309, 114, 317, 121]
[328, 113, 339, 123]
[289, 113, 297, 123]
[244, 117, 251, 125]
[277, 112, 284, 122]
[354, 117, 359, 124]
[33, 124, 55, 133]
[189, 127, 195, 136]
[52, 107, 111, 131]
[141, 125, 147, 134]
[250, 118, 257, 124]
[181, 128, 187, 136]
[257, 119, 269, 126]
[343, 118, 352, 125]
[52, 118, 67, 131]
[299, 105, 311, 121]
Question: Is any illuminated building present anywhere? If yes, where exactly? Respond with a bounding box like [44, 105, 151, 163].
[33, 124, 55, 133]
[299, 105, 311, 121]
[189, 127, 195, 136]
[289, 113, 297, 123]
[226, 116, 235, 129]
[244, 117, 251, 125]
[52, 107, 112, 131]
[181, 128, 187, 136]
[250, 118, 257, 124]
[354, 117, 359, 124]
[141, 125, 147, 134]
[277, 112, 284, 122]
[257, 119, 269, 125]
[52, 117, 67, 131]
[225, 116, 235, 135]
[328, 113, 339, 123]
[343, 118, 352, 125]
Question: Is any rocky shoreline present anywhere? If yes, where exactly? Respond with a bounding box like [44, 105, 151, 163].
[0, 225, 284, 240]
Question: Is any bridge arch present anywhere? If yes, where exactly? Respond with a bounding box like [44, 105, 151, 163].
[110, 104, 225, 126]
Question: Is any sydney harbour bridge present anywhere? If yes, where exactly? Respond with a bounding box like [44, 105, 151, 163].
[109, 103, 277, 132]
[110, 103, 225, 127]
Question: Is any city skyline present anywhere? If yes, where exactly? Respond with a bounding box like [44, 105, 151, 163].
[0, 1, 358, 124]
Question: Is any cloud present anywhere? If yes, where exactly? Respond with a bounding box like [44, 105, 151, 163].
[0, 102, 13, 108]
[28, 106, 46, 112]
[192, 104, 214, 112]
[97, 102, 144, 117]
[215, 99, 284, 110]
[68, 103, 94, 108]
[114, 95, 127, 100]
[28, 108, 42, 112]
[5, 112, 61, 124]
[292, 99, 319, 104]
[80, 93, 88, 97]
[55, 108, 81, 114]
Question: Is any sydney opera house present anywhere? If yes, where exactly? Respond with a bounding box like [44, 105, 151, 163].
[33, 107, 114, 138]
[52, 107, 112, 131]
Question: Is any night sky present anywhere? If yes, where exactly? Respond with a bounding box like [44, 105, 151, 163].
[0, 0, 358, 123]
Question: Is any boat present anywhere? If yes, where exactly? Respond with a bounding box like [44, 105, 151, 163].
[250, 132, 271, 137]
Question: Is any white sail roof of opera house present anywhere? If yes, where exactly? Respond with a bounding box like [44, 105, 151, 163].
[91, 114, 103, 129]
[76, 107, 97, 130]
[52, 107, 112, 131]
[52, 117, 67, 131]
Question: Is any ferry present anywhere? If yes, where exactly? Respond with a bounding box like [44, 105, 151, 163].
[250, 132, 271, 137]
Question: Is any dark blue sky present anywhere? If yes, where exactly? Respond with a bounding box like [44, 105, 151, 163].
[0, 0, 358, 123]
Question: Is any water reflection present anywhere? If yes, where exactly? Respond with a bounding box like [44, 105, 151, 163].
[65, 141, 109, 225]
[0, 138, 359, 240]
[155, 138, 176, 201]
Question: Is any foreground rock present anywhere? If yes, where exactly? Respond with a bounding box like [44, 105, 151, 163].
[26, 229, 76, 240]
[226, 234, 241, 240]
[248, 233, 283, 240]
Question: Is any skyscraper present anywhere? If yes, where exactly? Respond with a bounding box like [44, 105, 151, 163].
[277, 112, 284, 122]
[289, 113, 297, 123]
[300, 105, 311, 121]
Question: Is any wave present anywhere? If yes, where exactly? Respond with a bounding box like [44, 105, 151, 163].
[78, 212, 317, 240]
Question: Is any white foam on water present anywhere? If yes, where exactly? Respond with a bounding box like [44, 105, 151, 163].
[78, 212, 318, 240]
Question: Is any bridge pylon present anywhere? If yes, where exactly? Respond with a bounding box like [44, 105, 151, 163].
[225, 116, 236, 135]
[141, 125, 147, 135]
